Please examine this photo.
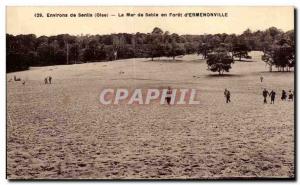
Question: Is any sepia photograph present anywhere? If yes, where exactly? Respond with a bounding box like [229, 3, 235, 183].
[6, 6, 295, 179]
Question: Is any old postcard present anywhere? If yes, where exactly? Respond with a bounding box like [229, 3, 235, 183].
[6, 6, 295, 179]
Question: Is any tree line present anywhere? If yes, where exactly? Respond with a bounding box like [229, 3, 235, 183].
[7, 27, 294, 74]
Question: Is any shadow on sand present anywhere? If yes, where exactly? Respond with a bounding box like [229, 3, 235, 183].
[258, 71, 294, 74]
[234, 59, 256, 62]
[205, 74, 244, 78]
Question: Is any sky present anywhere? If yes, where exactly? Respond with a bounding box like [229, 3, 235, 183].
[6, 6, 294, 36]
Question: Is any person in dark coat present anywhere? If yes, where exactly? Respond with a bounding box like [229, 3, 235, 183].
[49, 76, 52, 84]
[288, 90, 294, 101]
[224, 88, 231, 103]
[166, 87, 172, 105]
[269, 90, 276, 104]
[281, 90, 287, 101]
[263, 88, 269, 104]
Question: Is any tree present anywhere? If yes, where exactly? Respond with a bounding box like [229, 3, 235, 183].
[262, 39, 294, 72]
[164, 34, 185, 60]
[6, 27, 294, 73]
[261, 52, 274, 72]
[197, 42, 212, 59]
[6, 34, 37, 72]
[152, 27, 164, 35]
[273, 44, 294, 71]
[206, 48, 234, 75]
[232, 39, 251, 61]
[165, 40, 185, 60]
[147, 27, 165, 60]
[184, 42, 197, 54]
[83, 39, 106, 62]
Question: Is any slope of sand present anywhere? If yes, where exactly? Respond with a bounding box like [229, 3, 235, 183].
[7, 51, 294, 179]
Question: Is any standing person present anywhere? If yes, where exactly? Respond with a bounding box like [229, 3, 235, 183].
[166, 87, 172, 105]
[44, 77, 48, 84]
[263, 88, 269, 104]
[269, 90, 276, 104]
[288, 90, 294, 101]
[113, 50, 118, 61]
[281, 90, 287, 101]
[260, 76, 264, 82]
[49, 76, 52, 84]
[224, 88, 231, 103]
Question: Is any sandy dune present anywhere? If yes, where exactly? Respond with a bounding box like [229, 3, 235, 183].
[7, 51, 294, 179]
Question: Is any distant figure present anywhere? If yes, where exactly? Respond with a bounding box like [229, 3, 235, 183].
[44, 77, 48, 84]
[263, 88, 269, 104]
[166, 87, 172, 105]
[281, 90, 287, 101]
[288, 90, 294, 101]
[14, 75, 21, 81]
[269, 90, 276, 104]
[48, 76, 52, 84]
[113, 51, 118, 61]
[224, 88, 231, 103]
[260, 76, 264, 82]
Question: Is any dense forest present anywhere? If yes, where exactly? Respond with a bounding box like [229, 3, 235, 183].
[7, 27, 294, 73]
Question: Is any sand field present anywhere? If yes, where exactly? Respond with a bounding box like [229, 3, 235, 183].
[7, 51, 294, 179]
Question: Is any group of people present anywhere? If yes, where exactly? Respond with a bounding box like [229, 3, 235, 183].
[222, 76, 294, 104]
[262, 89, 293, 104]
[262, 89, 276, 104]
[9, 75, 53, 85]
[164, 87, 293, 105]
[44, 76, 52, 84]
[223, 88, 293, 104]
[260, 76, 294, 104]
[262, 88, 294, 104]
[8, 75, 25, 85]
[281, 89, 294, 101]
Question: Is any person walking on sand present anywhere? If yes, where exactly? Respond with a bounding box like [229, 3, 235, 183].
[166, 87, 172, 105]
[263, 88, 269, 104]
[44, 77, 48, 84]
[48, 76, 52, 84]
[260, 76, 264, 82]
[269, 90, 276, 104]
[288, 90, 294, 101]
[281, 90, 287, 101]
[224, 88, 231, 103]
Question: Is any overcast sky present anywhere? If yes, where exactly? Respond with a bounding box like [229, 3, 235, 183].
[7, 6, 294, 36]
